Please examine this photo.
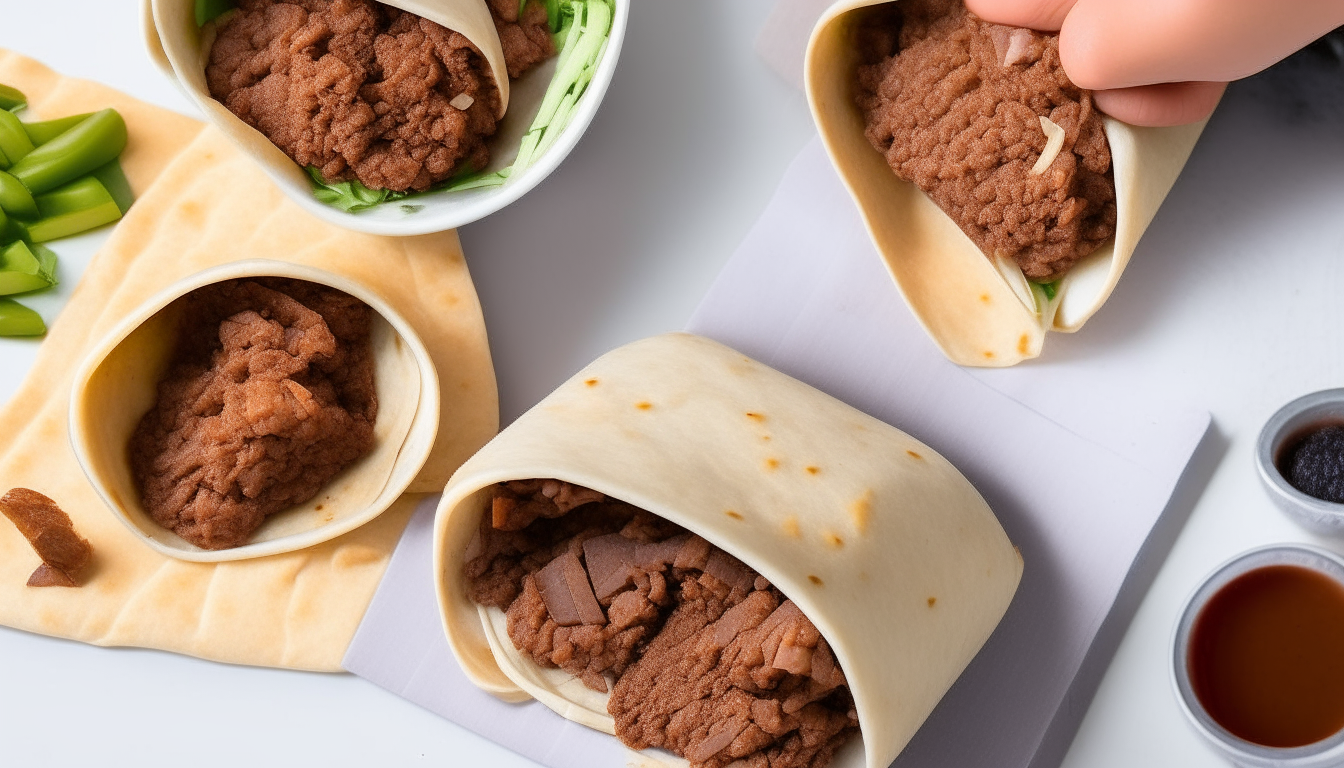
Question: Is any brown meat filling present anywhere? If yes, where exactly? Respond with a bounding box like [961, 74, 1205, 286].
[206, 0, 555, 193]
[129, 279, 377, 550]
[466, 480, 859, 768]
[856, 0, 1116, 281]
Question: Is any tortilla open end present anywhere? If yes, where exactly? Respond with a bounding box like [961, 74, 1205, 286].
[145, 0, 512, 194]
[69, 259, 441, 562]
[434, 333, 1023, 768]
[804, 0, 1208, 366]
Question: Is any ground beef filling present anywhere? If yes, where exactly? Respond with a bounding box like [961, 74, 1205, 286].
[129, 279, 378, 550]
[466, 480, 859, 768]
[856, 0, 1116, 281]
[206, 0, 555, 192]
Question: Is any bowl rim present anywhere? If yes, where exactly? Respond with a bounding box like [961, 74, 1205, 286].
[67, 258, 441, 562]
[143, 0, 630, 237]
[1170, 543, 1344, 766]
[1255, 388, 1344, 522]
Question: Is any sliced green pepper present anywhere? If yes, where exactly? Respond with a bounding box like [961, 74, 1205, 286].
[0, 240, 57, 295]
[22, 113, 92, 146]
[0, 109, 34, 167]
[90, 161, 135, 215]
[0, 298, 44, 336]
[0, 84, 25, 113]
[0, 170, 38, 219]
[26, 176, 122, 242]
[9, 109, 127, 195]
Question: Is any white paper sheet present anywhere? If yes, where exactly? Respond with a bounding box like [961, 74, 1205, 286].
[343, 136, 1209, 768]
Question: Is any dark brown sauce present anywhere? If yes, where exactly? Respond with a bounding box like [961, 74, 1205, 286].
[1189, 564, 1344, 747]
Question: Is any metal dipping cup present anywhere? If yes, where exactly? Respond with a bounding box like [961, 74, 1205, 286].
[1257, 389, 1344, 535]
[1172, 544, 1344, 768]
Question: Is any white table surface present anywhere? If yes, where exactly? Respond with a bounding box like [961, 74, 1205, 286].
[3, 2, 1342, 767]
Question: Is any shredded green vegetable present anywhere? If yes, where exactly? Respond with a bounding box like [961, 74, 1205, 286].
[1036, 280, 1060, 301]
[196, 0, 236, 26]
[306, 0, 614, 211]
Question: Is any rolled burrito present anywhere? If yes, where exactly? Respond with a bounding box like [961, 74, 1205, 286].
[805, 0, 1208, 366]
[435, 333, 1022, 768]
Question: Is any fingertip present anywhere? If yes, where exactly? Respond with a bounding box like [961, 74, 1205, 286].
[1093, 82, 1227, 127]
[964, 0, 1074, 31]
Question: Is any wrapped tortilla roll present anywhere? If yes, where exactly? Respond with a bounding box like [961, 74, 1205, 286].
[70, 260, 441, 562]
[435, 333, 1022, 768]
[805, 0, 1208, 367]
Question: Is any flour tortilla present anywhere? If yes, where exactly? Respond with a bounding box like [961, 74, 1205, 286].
[144, 0, 512, 195]
[0, 50, 498, 670]
[69, 260, 439, 563]
[434, 333, 1022, 768]
[805, 0, 1207, 366]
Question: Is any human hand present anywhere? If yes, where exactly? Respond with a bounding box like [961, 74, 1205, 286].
[964, 0, 1344, 126]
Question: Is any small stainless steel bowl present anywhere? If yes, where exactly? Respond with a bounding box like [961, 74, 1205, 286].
[1257, 389, 1344, 534]
[1172, 544, 1344, 768]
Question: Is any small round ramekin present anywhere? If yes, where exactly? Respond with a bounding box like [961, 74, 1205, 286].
[1257, 390, 1344, 534]
[1172, 544, 1344, 768]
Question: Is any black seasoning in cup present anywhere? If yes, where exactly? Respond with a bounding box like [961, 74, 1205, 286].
[1280, 424, 1344, 504]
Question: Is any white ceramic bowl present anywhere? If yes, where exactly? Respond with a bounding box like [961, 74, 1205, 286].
[142, 0, 629, 236]
[69, 260, 441, 562]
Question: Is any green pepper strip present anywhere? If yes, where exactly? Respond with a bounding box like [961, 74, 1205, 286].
[23, 113, 92, 146]
[90, 161, 135, 215]
[9, 109, 127, 195]
[0, 84, 25, 113]
[0, 298, 44, 336]
[0, 109, 34, 167]
[0, 170, 38, 219]
[26, 176, 122, 243]
[0, 240, 57, 296]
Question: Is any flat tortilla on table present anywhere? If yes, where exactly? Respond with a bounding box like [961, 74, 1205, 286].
[805, 0, 1208, 366]
[0, 49, 498, 671]
[435, 333, 1022, 768]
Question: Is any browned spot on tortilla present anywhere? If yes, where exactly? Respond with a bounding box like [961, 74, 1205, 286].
[808, 575, 824, 586]
[585, 378, 599, 387]
[849, 491, 873, 534]
[805, 466, 820, 475]
[725, 510, 743, 521]
[764, 458, 780, 470]
[315, 504, 324, 511]
[745, 412, 766, 422]
[979, 293, 991, 304]
[333, 543, 383, 568]
[907, 450, 923, 459]
[635, 401, 653, 410]
[761, 435, 772, 442]
[983, 351, 995, 359]
[823, 531, 844, 548]
[781, 516, 801, 538]
[927, 596, 937, 607]
[1018, 333, 1031, 355]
